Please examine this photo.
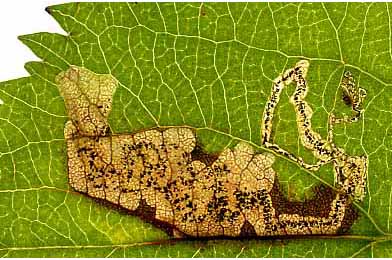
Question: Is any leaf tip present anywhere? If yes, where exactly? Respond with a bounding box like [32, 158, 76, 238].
[16, 34, 34, 49]
[17, 34, 28, 43]
[24, 61, 39, 75]
[45, 6, 52, 14]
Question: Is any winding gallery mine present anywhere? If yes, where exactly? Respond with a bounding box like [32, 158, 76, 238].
[57, 61, 368, 238]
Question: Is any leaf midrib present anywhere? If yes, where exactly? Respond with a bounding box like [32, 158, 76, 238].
[1, 233, 392, 252]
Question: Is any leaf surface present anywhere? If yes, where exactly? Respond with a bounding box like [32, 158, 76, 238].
[1, 2, 392, 257]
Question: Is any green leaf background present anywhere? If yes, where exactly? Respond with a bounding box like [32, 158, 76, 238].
[1, 2, 392, 257]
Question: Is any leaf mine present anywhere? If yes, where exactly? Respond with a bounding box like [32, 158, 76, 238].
[57, 61, 368, 238]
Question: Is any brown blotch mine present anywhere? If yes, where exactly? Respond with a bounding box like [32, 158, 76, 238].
[57, 65, 366, 239]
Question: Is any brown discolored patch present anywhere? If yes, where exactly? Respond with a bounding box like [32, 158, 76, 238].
[239, 220, 257, 237]
[337, 202, 359, 234]
[190, 144, 219, 166]
[270, 177, 349, 219]
[133, 198, 180, 237]
[135, 198, 156, 220]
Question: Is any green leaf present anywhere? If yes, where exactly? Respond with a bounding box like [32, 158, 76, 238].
[1, 2, 392, 257]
